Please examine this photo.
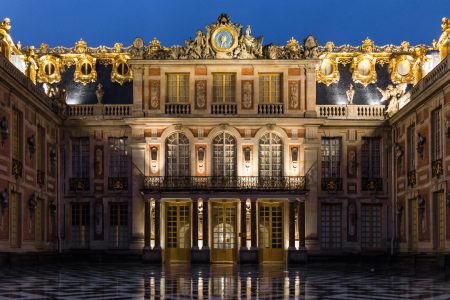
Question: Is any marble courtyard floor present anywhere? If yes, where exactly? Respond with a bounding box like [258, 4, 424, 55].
[0, 261, 449, 299]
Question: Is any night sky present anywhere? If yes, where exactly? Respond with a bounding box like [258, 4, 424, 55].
[3, 0, 450, 48]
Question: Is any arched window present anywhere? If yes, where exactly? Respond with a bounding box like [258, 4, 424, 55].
[166, 132, 190, 176]
[259, 132, 283, 177]
[212, 132, 237, 177]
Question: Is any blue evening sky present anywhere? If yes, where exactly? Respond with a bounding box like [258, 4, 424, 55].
[3, 0, 450, 48]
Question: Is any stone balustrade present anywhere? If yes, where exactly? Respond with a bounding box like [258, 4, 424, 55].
[316, 104, 385, 120]
[411, 55, 449, 99]
[258, 103, 284, 115]
[68, 104, 132, 118]
[211, 103, 237, 115]
[165, 103, 191, 115]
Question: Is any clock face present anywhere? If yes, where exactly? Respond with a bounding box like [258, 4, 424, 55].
[215, 30, 233, 49]
[211, 26, 238, 53]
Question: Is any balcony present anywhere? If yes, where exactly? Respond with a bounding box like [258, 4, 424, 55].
[67, 104, 132, 118]
[361, 178, 383, 192]
[69, 178, 90, 191]
[37, 169, 45, 186]
[165, 103, 191, 115]
[432, 159, 443, 177]
[258, 104, 284, 115]
[11, 158, 23, 179]
[316, 105, 385, 120]
[321, 178, 343, 192]
[211, 103, 237, 115]
[108, 177, 129, 191]
[143, 176, 308, 193]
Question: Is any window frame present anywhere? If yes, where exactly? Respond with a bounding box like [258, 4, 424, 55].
[166, 73, 190, 104]
[259, 73, 282, 104]
[212, 73, 236, 103]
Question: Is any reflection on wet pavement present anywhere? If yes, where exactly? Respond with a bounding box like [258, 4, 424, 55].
[0, 262, 449, 299]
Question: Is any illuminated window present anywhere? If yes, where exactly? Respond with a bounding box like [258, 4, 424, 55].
[72, 137, 89, 178]
[213, 73, 236, 103]
[166, 132, 190, 176]
[259, 74, 281, 104]
[108, 137, 128, 177]
[431, 108, 442, 161]
[321, 137, 341, 178]
[213, 132, 236, 177]
[167, 74, 189, 103]
[259, 132, 283, 177]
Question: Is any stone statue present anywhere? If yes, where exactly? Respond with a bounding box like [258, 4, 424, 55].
[377, 83, 406, 117]
[95, 83, 104, 104]
[346, 84, 355, 105]
[303, 35, 319, 58]
[235, 25, 263, 59]
[0, 18, 11, 33]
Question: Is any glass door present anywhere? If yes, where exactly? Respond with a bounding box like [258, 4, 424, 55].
[211, 202, 237, 263]
[165, 202, 191, 262]
[259, 202, 284, 262]
[71, 203, 90, 248]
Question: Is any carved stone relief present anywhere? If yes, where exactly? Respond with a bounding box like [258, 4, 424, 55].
[94, 145, 103, 179]
[347, 201, 357, 241]
[347, 145, 357, 178]
[149, 80, 160, 109]
[241, 80, 253, 109]
[195, 80, 207, 109]
[288, 80, 299, 109]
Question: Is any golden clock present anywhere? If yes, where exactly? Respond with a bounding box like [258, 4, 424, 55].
[211, 25, 238, 53]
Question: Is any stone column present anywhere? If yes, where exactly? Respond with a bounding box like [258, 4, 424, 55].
[304, 65, 317, 117]
[202, 199, 209, 249]
[144, 198, 151, 251]
[298, 200, 306, 249]
[154, 197, 161, 250]
[192, 198, 199, 250]
[288, 199, 296, 250]
[132, 65, 145, 116]
[240, 198, 247, 249]
[251, 199, 257, 249]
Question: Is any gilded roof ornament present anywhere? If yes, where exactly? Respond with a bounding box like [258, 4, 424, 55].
[361, 37, 374, 53]
[40, 43, 48, 53]
[74, 39, 88, 54]
[400, 41, 410, 52]
[114, 43, 123, 53]
[150, 38, 161, 52]
[286, 37, 300, 52]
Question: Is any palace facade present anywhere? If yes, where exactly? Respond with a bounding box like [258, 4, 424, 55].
[0, 14, 449, 263]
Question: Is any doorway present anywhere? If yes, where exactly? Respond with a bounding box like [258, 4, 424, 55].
[258, 201, 284, 263]
[165, 201, 191, 262]
[211, 201, 237, 263]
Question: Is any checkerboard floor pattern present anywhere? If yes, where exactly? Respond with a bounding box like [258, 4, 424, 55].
[0, 262, 449, 299]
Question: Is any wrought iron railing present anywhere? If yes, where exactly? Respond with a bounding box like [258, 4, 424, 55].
[108, 177, 129, 191]
[69, 178, 90, 191]
[432, 158, 443, 177]
[321, 177, 343, 192]
[361, 178, 383, 192]
[143, 176, 307, 192]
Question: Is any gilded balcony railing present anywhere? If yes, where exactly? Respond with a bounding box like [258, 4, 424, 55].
[69, 178, 90, 191]
[108, 177, 129, 190]
[143, 176, 307, 192]
[361, 178, 383, 192]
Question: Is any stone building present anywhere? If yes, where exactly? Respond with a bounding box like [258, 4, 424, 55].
[0, 14, 449, 263]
